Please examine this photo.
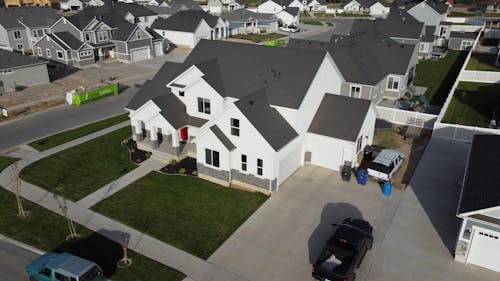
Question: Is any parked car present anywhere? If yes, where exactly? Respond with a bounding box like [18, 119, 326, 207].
[312, 218, 373, 281]
[27, 252, 106, 281]
[279, 25, 300, 33]
[367, 149, 404, 182]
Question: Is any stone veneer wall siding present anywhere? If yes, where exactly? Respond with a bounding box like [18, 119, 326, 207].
[198, 163, 230, 182]
[231, 169, 276, 191]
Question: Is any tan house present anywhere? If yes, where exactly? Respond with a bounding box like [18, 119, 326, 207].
[4, 0, 55, 7]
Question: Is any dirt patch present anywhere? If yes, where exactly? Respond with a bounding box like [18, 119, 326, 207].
[161, 157, 197, 176]
[0, 99, 66, 123]
[372, 126, 431, 189]
[122, 139, 150, 164]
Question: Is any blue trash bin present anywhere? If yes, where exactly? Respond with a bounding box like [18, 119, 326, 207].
[357, 170, 368, 185]
[383, 181, 392, 196]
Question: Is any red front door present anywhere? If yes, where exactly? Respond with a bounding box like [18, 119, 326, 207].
[180, 127, 189, 141]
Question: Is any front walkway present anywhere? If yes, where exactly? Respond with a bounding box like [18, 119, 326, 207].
[0, 124, 248, 281]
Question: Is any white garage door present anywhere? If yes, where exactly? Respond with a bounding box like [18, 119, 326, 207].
[154, 42, 163, 57]
[307, 134, 353, 172]
[466, 227, 500, 272]
[131, 47, 150, 63]
[278, 145, 302, 185]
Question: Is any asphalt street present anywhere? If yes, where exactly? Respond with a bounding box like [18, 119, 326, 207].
[0, 239, 39, 280]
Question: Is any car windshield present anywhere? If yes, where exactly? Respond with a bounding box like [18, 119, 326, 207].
[79, 266, 102, 281]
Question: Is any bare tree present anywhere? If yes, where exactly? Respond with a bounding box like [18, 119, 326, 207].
[9, 163, 29, 218]
[53, 186, 79, 241]
[117, 235, 132, 268]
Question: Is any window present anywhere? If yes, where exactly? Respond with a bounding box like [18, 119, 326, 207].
[46, 49, 51, 57]
[79, 50, 92, 57]
[241, 154, 247, 171]
[97, 30, 108, 42]
[257, 158, 263, 176]
[31, 29, 44, 38]
[205, 149, 219, 168]
[136, 31, 142, 40]
[418, 42, 429, 53]
[56, 50, 64, 59]
[84, 33, 91, 42]
[37, 47, 42, 56]
[197, 97, 211, 114]
[350, 85, 361, 98]
[230, 118, 239, 136]
[55, 272, 70, 281]
[461, 40, 473, 50]
[179, 91, 185, 97]
[16, 43, 23, 50]
[439, 26, 446, 37]
[2, 70, 13, 75]
[386, 76, 400, 91]
[356, 135, 363, 153]
[40, 268, 51, 277]
[13, 30, 22, 40]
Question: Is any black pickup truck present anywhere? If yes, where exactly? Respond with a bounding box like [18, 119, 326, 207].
[312, 218, 373, 281]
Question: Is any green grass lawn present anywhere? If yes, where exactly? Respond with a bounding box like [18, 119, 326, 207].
[0, 156, 19, 172]
[337, 12, 371, 17]
[302, 20, 323, 26]
[92, 172, 268, 259]
[448, 11, 476, 17]
[465, 54, 500, 72]
[414, 50, 468, 106]
[232, 33, 285, 43]
[0, 188, 184, 281]
[244, 0, 259, 6]
[20, 127, 135, 201]
[29, 114, 129, 151]
[442, 82, 500, 127]
[326, 21, 334, 26]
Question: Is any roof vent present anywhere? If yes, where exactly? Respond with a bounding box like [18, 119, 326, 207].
[248, 100, 254, 105]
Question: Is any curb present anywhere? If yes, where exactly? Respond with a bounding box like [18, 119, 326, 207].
[0, 233, 45, 256]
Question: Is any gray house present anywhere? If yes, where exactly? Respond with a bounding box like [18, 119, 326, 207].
[0, 48, 49, 93]
[33, 32, 95, 68]
[454, 135, 500, 273]
[222, 9, 278, 35]
[112, 22, 164, 62]
[448, 31, 476, 50]
[0, 6, 61, 54]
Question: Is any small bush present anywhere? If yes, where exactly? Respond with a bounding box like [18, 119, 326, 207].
[169, 159, 177, 165]
[122, 139, 129, 145]
[179, 168, 186, 174]
[192, 171, 198, 176]
[146, 152, 152, 158]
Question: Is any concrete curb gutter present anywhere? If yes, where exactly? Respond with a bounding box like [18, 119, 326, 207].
[0, 233, 45, 256]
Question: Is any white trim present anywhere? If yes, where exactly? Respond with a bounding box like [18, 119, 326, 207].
[386, 75, 401, 92]
[350, 84, 361, 98]
[459, 205, 500, 218]
[37, 47, 42, 56]
[13, 30, 23, 40]
[56, 50, 64, 60]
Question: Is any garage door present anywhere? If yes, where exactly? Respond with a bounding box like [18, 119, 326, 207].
[466, 227, 500, 272]
[154, 42, 163, 57]
[131, 47, 150, 63]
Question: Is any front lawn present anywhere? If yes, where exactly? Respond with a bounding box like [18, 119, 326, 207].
[0, 188, 184, 281]
[448, 11, 476, 17]
[92, 172, 268, 259]
[465, 54, 500, 72]
[0, 156, 19, 172]
[302, 20, 323, 26]
[336, 12, 371, 17]
[414, 50, 468, 106]
[232, 33, 285, 43]
[326, 21, 334, 26]
[29, 113, 129, 151]
[20, 127, 136, 201]
[442, 82, 500, 127]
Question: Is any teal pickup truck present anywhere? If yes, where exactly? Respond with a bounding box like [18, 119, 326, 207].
[26, 252, 106, 281]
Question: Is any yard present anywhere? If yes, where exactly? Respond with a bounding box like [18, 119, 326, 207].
[0, 187, 184, 281]
[20, 127, 136, 201]
[414, 50, 468, 106]
[29, 114, 129, 151]
[302, 20, 323, 26]
[0, 156, 19, 172]
[442, 82, 500, 127]
[92, 172, 268, 259]
[232, 33, 285, 43]
[465, 54, 500, 72]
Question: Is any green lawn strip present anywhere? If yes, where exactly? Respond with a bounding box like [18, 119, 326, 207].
[448, 11, 476, 17]
[465, 54, 500, 72]
[302, 20, 323, 25]
[0, 156, 19, 172]
[232, 33, 285, 43]
[326, 21, 334, 26]
[29, 114, 129, 151]
[337, 12, 371, 17]
[92, 172, 268, 260]
[442, 82, 500, 127]
[414, 50, 468, 106]
[20, 127, 135, 201]
[244, 0, 259, 6]
[0, 188, 184, 281]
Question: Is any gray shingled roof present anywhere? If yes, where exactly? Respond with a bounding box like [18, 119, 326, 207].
[457, 135, 500, 215]
[151, 10, 220, 31]
[284, 7, 299, 16]
[0, 49, 48, 71]
[54, 32, 85, 50]
[308, 94, 371, 142]
[450, 31, 477, 39]
[222, 9, 275, 22]
[350, 11, 424, 40]
[421, 25, 436, 42]
[113, 22, 137, 41]
[0, 6, 61, 30]
[210, 125, 236, 151]
[146, 0, 201, 15]
[235, 89, 298, 151]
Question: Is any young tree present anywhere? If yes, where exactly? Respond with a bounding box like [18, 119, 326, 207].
[53, 186, 79, 241]
[9, 163, 29, 218]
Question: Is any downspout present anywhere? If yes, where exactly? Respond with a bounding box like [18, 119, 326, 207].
[228, 150, 232, 186]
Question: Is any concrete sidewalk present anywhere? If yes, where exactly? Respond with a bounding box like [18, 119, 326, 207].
[77, 157, 166, 208]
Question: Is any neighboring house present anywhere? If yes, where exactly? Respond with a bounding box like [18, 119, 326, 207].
[276, 7, 299, 26]
[407, 0, 450, 27]
[418, 25, 435, 58]
[0, 48, 49, 93]
[4, 0, 51, 7]
[207, 0, 244, 14]
[125, 39, 376, 193]
[454, 135, 500, 273]
[33, 32, 95, 68]
[112, 21, 164, 62]
[342, 0, 363, 13]
[151, 10, 229, 48]
[60, 0, 83, 11]
[434, 20, 452, 46]
[81, 0, 104, 6]
[288, 0, 327, 12]
[222, 9, 278, 35]
[145, 0, 201, 18]
[0, 6, 61, 54]
[342, 0, 390, 16]
[448, 31, 476, 50]
[258, 0, 300, 25]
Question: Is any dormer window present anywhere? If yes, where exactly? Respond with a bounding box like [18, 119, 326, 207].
[197, 98, 210, 114]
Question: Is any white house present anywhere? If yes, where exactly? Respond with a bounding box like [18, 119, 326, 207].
[258, 0, 300, 25]
[207, 0, 244, 14]
[125, 40, 376, 193]
[276, 7, 300, 25]
[341, 0, 390, 17]
[60, 0, 84, 11]
[288, 0, 327, 12]
[82, 0, 105, 6]
[151, 10, 229, 48]
[342, 0, 362, 13]
[454, 135, 500, 273]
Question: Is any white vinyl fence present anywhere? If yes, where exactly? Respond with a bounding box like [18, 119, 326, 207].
[459, 70, 500, 83]
[433, 123, 500, 142]
[375, 106, 437, 129]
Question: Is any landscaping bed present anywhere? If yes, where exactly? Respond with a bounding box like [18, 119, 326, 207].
[92, 172, 268, 259]
[122, 138, 151, 164]
[0, 187, 184, 281]
[29, 113, 129, 151]
[161, 157, 197, 176]
[465, 54, 500, 72]
[20, 127, 136, 201]
[442, 82, 500, 127]
[232, 33, 285, 43]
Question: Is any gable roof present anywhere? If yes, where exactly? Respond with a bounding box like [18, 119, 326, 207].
[112, 21, 138, 41]
[222, 9, 275, 22]
[53, 32, 85, 50]
[457, 135, 500, 215]
[350, 11, 423, 40]
[235, 89, 298, 151]
[151, 10, 220, 32]
[262, 0, 294, 6]
[146, 0, 201, 15]
[0, 6, 61, 30]
[70, 2, 154, 29]
[450, 31, 477, 39]
[355, 0, 390, 7]
[308, 94, 371, 142]
[210, 125, 236, 151]
[0, 49, 48, 71]
[283, 6, 299, 16]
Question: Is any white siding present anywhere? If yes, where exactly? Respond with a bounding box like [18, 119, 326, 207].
[369, 2, 389, 18]
[156, 29, 195, 48]
[185, 78, 224, 119]
[197, 130, 231, 171]
[277, 136, 303, 185]
[258, 1, 283, 13]
[306, 133, 355, 171]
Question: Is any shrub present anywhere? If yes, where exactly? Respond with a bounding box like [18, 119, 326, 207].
[169, 159, 177, 165]
[146, 152, 152, 158]
[192, 170, 198, 176]
[179, 168, 186, 174]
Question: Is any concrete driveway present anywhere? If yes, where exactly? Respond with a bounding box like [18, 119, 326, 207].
[209, 137, 500, 281]
[288, 19, 354, 42]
